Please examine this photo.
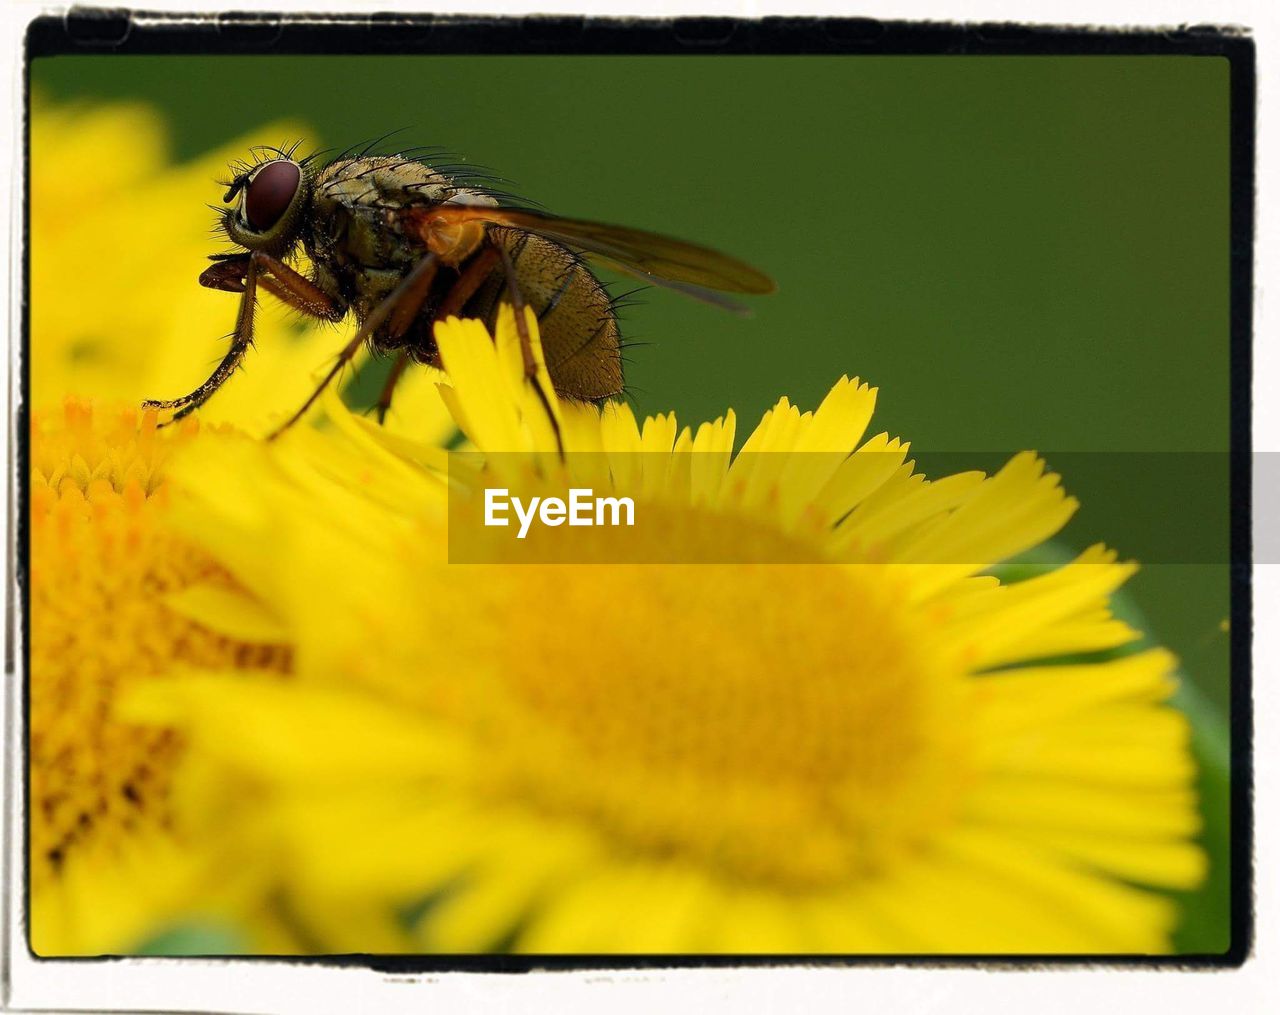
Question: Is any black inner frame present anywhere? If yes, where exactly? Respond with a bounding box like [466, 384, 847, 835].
[17, 11, 1255, 972]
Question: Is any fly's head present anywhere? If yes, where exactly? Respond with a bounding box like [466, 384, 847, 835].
[216, 145, 317, 256]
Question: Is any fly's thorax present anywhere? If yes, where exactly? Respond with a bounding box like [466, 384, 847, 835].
[350, 268, 406, 326]
[308, 157, 497, 272]
[313, 156, 453, 214]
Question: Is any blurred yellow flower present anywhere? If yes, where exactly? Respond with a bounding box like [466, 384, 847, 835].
[127, 307, 1205, 954]
[28, 400, 296, 954]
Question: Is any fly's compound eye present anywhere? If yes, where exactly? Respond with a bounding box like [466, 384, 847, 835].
[245, 160, 301, 232]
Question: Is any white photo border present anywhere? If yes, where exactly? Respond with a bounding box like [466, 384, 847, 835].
[3, 2, 1272, 1012]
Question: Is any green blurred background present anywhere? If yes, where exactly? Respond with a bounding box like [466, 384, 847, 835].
[33, 54, 1234, 951]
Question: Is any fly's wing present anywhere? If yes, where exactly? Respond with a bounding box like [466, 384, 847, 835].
[480, 209, 777, 294]
[401, 205, 775, 313]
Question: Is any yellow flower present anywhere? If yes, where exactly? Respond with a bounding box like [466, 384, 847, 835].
[30, 400, 416, 955]
[27, 99, 289, 953]
[128, 307, 1205, 954]
[28, 400, 298, 954]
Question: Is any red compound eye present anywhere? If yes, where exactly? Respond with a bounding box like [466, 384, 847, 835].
[245, 160, 301, 232]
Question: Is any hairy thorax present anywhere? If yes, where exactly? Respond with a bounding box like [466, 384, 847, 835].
[303, 156, 498, 322]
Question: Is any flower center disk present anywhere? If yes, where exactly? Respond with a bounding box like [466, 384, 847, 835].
[29, 401, 291, 885]
[446, 508, 972, 889]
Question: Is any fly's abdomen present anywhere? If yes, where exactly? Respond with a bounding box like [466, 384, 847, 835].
[463, 231, 623, 402]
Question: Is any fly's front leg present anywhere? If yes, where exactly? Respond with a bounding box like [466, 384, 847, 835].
[145, 253, 348, 424]
[199, 251, 346, 322]
[143, 257, 262, 423]
[199, 253, 252, 292]
[250, 253, 347, 322]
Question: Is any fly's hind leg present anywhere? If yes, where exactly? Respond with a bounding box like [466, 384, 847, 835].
[492, 238, 565, 456]
[374, 350, 411, 424]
